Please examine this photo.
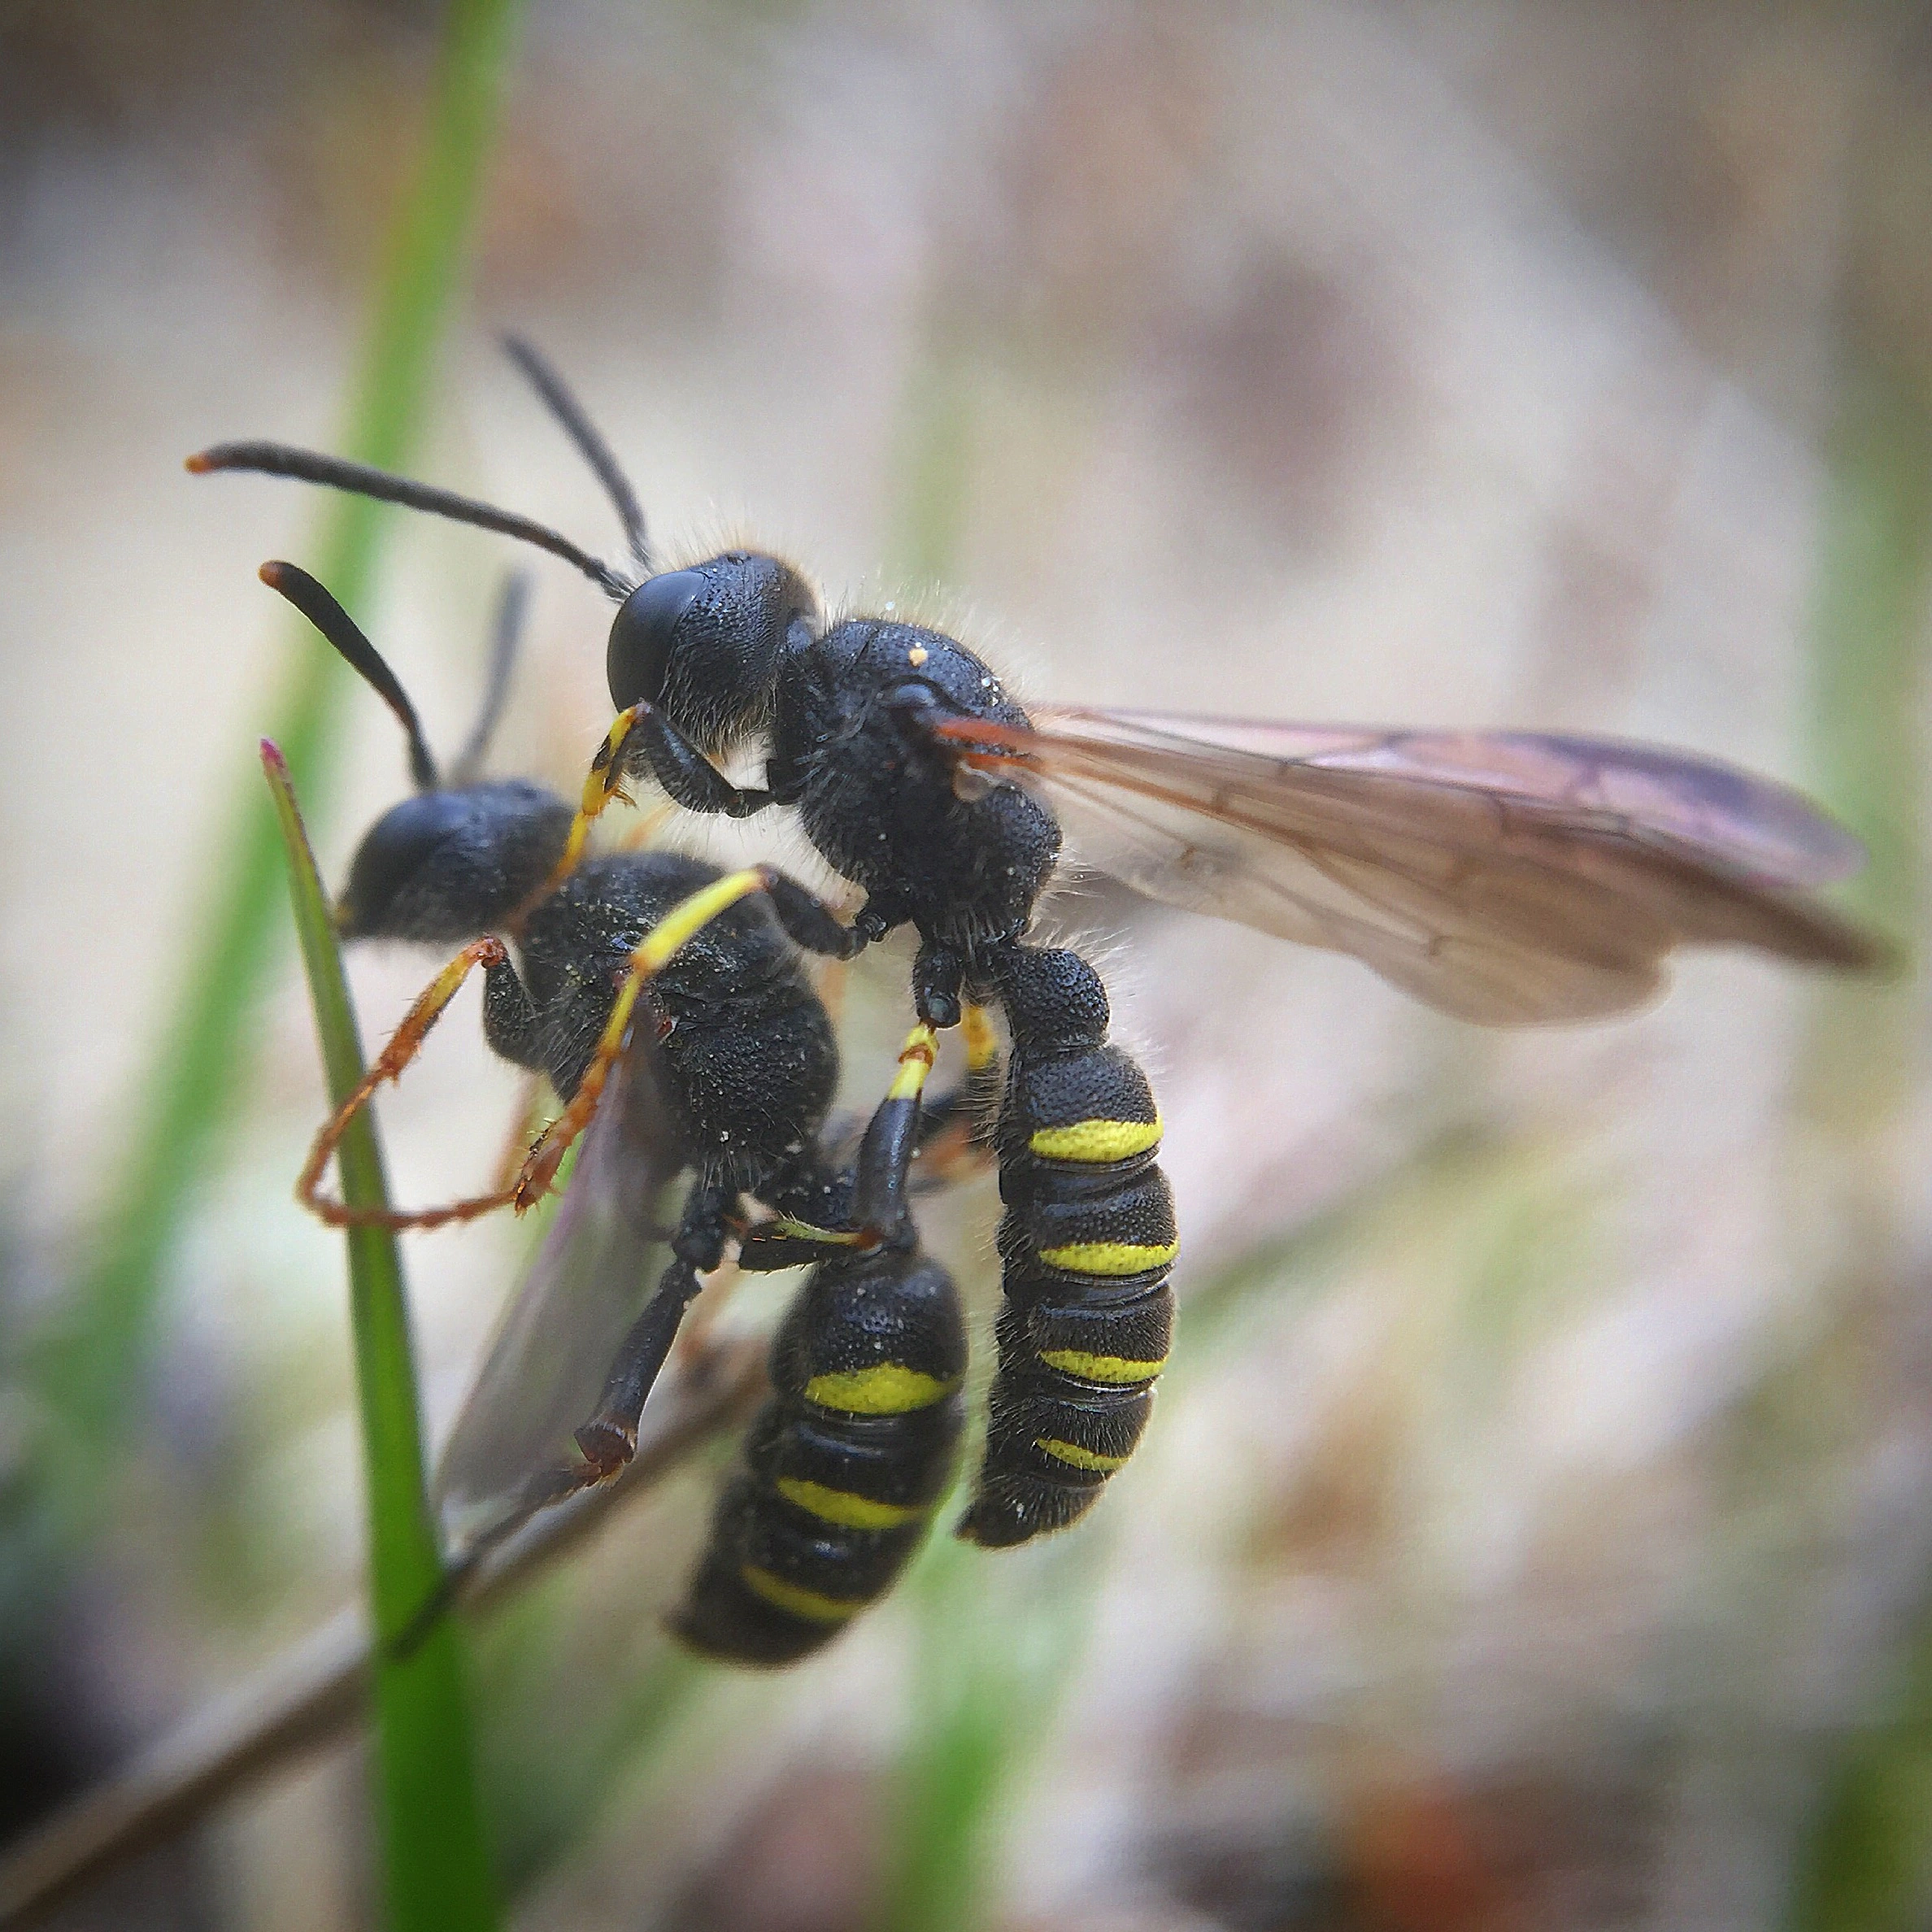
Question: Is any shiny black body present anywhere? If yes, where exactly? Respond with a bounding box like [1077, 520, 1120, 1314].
[336, 778, 573, 945]
[483, 848, 837, 1203]
[672, 1245, 967, 1666]
[616, 607, 1062, 1026]
[959, 946, 1176, 1547]
[202, 347, 1176, 1563]
[772, 620, 1060, 960]
[671, 1037, 968, 1666]
[345, 779, 842, 1251]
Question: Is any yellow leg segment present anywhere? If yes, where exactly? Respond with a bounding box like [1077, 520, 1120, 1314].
[511, 704, 646, 923]
[510, 867, 774, 1210]
[890, 1023, 938, 1101]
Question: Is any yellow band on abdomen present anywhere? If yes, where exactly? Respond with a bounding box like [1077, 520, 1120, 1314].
[1038, 1348, 1166, 1385]
[739, 1564, 865, 1623]
[777, 1477, 924, 1530]
[1035, 1438, 1130, 1473]
[804, 1364, 958, 1414]
[1037, 1239, 1179, 1277]
[1029, 1115, 1163, 1163]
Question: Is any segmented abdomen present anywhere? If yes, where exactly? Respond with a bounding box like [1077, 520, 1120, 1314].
[959, 954, 1176, 1549]
[671, 1248, 966, 1665]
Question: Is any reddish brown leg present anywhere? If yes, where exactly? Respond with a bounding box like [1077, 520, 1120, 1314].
[298, 938, 526, 1231]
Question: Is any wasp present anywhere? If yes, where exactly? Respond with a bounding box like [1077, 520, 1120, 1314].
[263, 561, 1010, 1649]
[199, 343, 1887, 1560]
[261, 561, 863, 1547]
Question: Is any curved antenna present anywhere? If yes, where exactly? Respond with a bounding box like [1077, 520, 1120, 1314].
[259, 560, 439, 792]
[191, 444, 633, 601]
[450, 571, 530, 785]
[502, 335, 652, 577]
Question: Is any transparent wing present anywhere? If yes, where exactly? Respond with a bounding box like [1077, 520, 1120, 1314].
[435, 1037, 689, 1553]
[937, 707, 1890, 1025]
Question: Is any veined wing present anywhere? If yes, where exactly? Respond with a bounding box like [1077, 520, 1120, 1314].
[435, 1037, 689, 1556]
[937, 707, 1891, 1025]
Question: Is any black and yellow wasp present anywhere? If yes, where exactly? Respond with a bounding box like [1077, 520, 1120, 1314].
[207, 342, 1886, 1659]
[261, 561, 1168, 1658]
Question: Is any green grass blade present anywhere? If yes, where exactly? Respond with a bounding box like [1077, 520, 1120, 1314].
[263, 742, 498, 1932]
[1778, 62, 1932, 1907]
[34, 0, 525, 1513]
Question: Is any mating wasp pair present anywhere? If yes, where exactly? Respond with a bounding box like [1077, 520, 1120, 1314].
[196, 342, 1886, 1664]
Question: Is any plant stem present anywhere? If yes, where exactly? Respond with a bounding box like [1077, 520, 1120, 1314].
[264, 742, 498, 1932]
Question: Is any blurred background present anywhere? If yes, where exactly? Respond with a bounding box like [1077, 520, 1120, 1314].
[0, 2, 1927, 1926]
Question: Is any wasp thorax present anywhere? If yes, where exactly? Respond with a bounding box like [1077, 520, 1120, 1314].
[607, 552, 817, 755]
[337, 779, 574, 945]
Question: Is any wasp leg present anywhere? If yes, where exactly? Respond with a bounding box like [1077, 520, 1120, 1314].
[739, 1025, 939, 1272]
[507, 705, 652, 921]
[619, 703, 775, 820]
[670, 1028, 964, 1666]
[912, 940, 967, 1029]
[572, 1178, 735, 1473]
[507, 867, 779, 1211]
[757, 870, 877, 961]
[911, 1002, 1003, 1190]
[298, 937, 531, 1230]
[455, 1176, 742, 1541]
[481, 951, 546, 1068]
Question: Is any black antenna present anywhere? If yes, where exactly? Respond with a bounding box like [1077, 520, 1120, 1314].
[502, 335, 653, 577]
[450, 572, 529, 785]
[259, 561, 440, 792]
[191, 446, 633, 601]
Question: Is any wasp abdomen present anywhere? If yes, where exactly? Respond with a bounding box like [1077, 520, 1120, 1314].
[671, 1250, 966, 1667]
[960, 973, 1177, 1549]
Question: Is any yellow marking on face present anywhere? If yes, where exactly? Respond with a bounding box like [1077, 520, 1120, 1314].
[1035, 1438, 1130, 1473]
[1038, 1239, 1180, 1277]
[804, 1364, 958, 1414]
[1038, 1348, 1167, 1385]
[777, 1478, 924, 1531]
[889, 1024, 938, 1101]
[907, 643, 929, 668]
[962, 1003, 999, 1072]
[1029, 1114, 1163, 1164]
[739, 1564, 864, 1624]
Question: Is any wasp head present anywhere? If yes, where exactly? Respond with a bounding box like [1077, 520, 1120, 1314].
[606, 552, 818, 755]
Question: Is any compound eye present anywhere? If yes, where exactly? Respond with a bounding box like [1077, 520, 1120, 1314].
[607, 569, 706, 708]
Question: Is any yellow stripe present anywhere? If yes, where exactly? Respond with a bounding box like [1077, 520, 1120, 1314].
[595, 872, 769, 1073]
[1029, 1114, 1163, 1163]
[738, 1564, 864, 1624]
[889, 1024, 938, 1101]
[637, 868, 769, 971]
[1038, 1348, 1167, 1385]
[1038, 1239, 1179, 1277]
[804, 1364, 957, 1415]
[770, 1215, 864, 1247]
[1035, 1438, 1129, 1473]
[777, 1478, 924, 1530]
[962, 1003, 999, 1072]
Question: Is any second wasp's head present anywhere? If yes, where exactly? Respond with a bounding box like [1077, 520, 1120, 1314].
[257, 559, 571, 943]
[337, 779, 574, 943]
[607, 551, 818, 755]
